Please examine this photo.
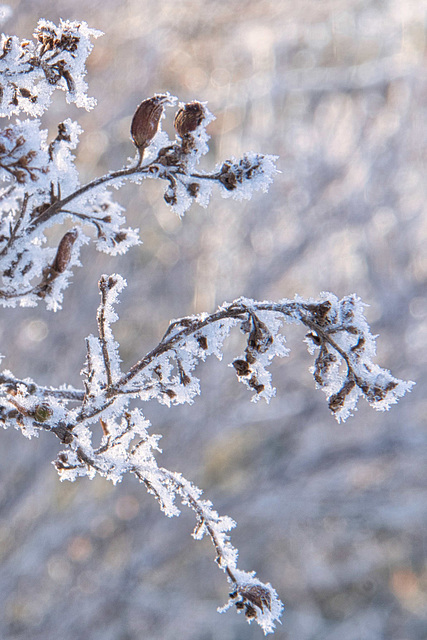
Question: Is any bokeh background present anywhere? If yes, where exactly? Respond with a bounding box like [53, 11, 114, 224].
[0, 1, 426, 638]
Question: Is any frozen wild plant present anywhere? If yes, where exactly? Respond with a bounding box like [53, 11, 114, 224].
[0, 19, 414, 634]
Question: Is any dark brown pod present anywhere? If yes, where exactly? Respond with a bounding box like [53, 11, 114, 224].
[52, 229, 78, 273]
[232, 359, 251, 377]
[131, 95, 168, 152]
[174, 101, 205, 137]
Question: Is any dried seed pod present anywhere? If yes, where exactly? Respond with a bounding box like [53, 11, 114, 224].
[218, 162, 237, 191]
[247, 315, 273, 354]
[131, 95, 169, 155]
[164, 188, 177, 205]
[187, 182, 199, 197]
[239, 584, 272, 613]
[304, 300, 332, 324]
[196, 334, 208, 350]
[233, 359, 251, 377]
[52, 229, 78, 273]
[244, 604, 257, 619]
[52, 422, 74, 443]
[328, 378, 356, 413]
[249, 376, 264, 394]
[174, 101, 205, 137]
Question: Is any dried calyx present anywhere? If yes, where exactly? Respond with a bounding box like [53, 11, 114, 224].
[174, 101, 206, 154]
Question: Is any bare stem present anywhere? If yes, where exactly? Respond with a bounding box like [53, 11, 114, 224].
[26, 161, 226, 232]
[66, 298, 359, 427]
[97, 276, 114, 388]
[0, 372, 83, 401]
[133, 465, 238, 585]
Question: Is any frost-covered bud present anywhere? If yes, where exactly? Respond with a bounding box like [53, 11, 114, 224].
[106, 275, 118, 289]
[131, 95, 169, 155]
[52, 229, 78, 273]
[34, 403, 53, 422]
[174, 101, 205, 137]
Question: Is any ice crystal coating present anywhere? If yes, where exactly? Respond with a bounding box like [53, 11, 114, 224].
[0, 273, 414, 634]
[0, 19, 101, 117]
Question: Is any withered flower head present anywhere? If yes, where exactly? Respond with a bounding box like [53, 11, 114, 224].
[174, 101, 205, 137]
[131, 94, 169, 152]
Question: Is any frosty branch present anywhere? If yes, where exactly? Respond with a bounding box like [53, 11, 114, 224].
[0, 19, 414, 635]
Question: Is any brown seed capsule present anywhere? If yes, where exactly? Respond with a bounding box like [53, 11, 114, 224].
[131, 95, 169, 155]
[244, 604, 257, 619]
[187, 182, 199, 197]
[52, 229, 78, 273]
[174, 101, 205, 137]
[196, 335, 208, 350]
[232, 359, 251, 377]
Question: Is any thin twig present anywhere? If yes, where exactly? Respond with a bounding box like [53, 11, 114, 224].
[97, 276, 114, 388]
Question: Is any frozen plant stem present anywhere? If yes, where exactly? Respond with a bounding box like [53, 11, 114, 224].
[0, 19, 414, 635]
[0, 106, 277, 307]
[22, 161, 225, 232]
